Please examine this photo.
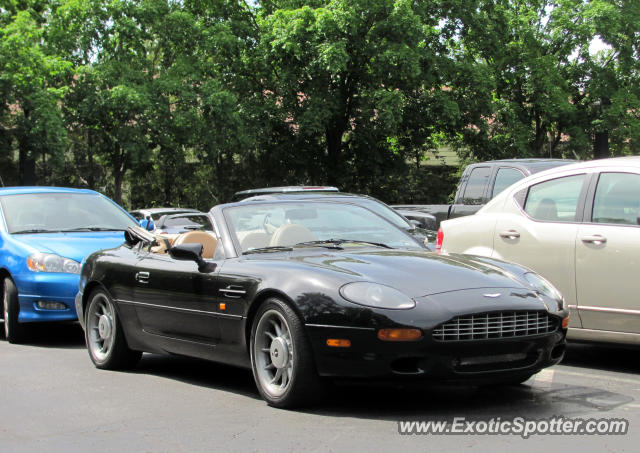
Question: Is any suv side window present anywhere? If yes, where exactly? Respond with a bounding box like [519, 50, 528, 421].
[592, 172, 640, 225]
[524, 174, 585, 222]
[460, 166, 491, 204]
[492, 168, 525, 198]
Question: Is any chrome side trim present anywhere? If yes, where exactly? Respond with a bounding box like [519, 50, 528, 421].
[142, 329, 218, 347]
[116, 299, 243, 319]
[577, 305, 640, 316]
[305, 323, 375, 331]
[568, 327, 640, 345]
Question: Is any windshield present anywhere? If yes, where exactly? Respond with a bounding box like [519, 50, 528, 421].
[351, 198, 412, 229]
[0, 192, 138, 234]
[161, 214, 213, 230]
[224, 202, 420, 253]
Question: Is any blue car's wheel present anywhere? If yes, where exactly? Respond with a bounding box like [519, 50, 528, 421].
[3, 277, 26, 344]
[85, 289, 141, 369]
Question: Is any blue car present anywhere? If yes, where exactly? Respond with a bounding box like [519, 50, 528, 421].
[0, 187, 139, 343]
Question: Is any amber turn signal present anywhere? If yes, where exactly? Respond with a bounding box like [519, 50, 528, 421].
[326, 339, 351, 348]
[378, 328, 422, 341]
[219, 303, 226, 311]
[562, 316, 569, 328]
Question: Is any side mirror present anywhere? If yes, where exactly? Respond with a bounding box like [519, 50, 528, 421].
[169, 243, 217, 273]
[139, 217, 155, 231]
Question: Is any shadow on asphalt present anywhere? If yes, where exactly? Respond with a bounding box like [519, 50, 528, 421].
[562, 343, 640, 375]
[2, 322, 636, 418]
[128, 343, 636, 420]
[134, 353, 262, 401]
[0, 320, 86, 348]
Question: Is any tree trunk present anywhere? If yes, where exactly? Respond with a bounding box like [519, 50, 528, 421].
[113, 167, 124, 205]
[325, 126, 343, 186]
[593, 131, 609, 159]
[18, 137, 36, 186]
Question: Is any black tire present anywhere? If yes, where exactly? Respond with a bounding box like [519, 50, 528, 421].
[3, 277, 27, 344]
[250, 297, 325, 408]
[84, 288, 141, 370]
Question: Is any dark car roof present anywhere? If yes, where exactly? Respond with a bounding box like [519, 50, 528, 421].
[469, 158, 578, 175]
[232, 186, 339, 201]
[130, 207, 199, 214]
[236, 192, 373, 202]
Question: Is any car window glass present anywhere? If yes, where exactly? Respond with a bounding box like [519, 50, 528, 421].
[225, 202, 420, 252]
[461, 166, 491, 204]
[349, 198, 411, 229]
[163, 215, 213, 230]
[592, 173, 640, 225]
[0, 193, 137, 233]
[492, 168, 525, 198]
[524, 174, 585, 222]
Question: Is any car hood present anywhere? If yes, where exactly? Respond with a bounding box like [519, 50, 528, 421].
[10, 232, 126, 263]
[282, 248, 528, 298]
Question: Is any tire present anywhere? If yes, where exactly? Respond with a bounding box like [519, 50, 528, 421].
[3, 277, 27, 344]
[250, 297, 325, 408]
[85, 288, 141, 370]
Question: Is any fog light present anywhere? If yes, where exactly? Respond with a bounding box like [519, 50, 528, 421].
[36, 301, 67, 310]
[562, 316, 570, 328]
[378, 328, 422, 341]
[326, 339, 351, 348]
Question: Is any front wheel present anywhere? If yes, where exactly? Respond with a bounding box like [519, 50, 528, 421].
[85, 289, 141, 369]
[3, 277, 27, 343]
[250, 298, 324, 408]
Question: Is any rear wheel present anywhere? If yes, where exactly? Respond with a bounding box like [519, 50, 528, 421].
[250, 298, 324, 408]
[3, 277, 26, 344]
[85, 289, 141, 369]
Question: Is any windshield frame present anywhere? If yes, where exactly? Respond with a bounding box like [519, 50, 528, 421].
[221, 200, 421, 256]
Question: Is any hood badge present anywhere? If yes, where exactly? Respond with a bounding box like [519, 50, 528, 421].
[483, 293, 502, 298]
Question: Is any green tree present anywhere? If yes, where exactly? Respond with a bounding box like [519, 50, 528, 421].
[0, 5, 72, 185]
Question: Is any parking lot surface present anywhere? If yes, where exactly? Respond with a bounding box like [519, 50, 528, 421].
[1, 323, 638, 452]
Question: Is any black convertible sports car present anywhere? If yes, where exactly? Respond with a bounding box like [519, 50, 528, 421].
[76, 199, 568, 408]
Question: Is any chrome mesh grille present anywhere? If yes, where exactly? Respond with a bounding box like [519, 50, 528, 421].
[432, 311, 557, 341]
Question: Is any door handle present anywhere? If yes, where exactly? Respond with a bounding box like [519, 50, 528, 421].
[219, 286, 246, 299]
[581, 235, 607, 245]
[499, 230, 520, 239]
[135, 271, 150, 283]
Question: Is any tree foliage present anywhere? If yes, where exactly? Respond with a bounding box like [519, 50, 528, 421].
[0, 0, 638, 207]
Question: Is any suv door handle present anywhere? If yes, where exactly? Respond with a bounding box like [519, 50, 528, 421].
[499, 230, 520, 239]
[135, 271, 150, 283]
[581, 235, 607, 245]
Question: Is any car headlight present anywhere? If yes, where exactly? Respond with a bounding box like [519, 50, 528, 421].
[27, 253, 81, 274]
[339, 282, 415, 310]
[523, 272, 563, 305]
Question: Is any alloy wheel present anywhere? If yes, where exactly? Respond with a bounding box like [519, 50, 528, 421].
[253, 309, 295, 398]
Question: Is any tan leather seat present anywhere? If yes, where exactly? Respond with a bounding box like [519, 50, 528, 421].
[240, 232, 271, 251]
[173, 231, 218, 259]
[269, 224, 316, 247]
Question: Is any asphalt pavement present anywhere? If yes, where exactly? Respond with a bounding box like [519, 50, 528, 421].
[1, 322, 638, 452]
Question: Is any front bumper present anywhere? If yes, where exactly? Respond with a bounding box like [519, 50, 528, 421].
[14, 272, 79, 323]
[307, 324, 566, 382]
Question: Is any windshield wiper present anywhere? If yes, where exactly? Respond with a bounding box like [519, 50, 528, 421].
[242, 246, 293, 255]
[295, 239, 393, 249]
[12, 228, 57, 234]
